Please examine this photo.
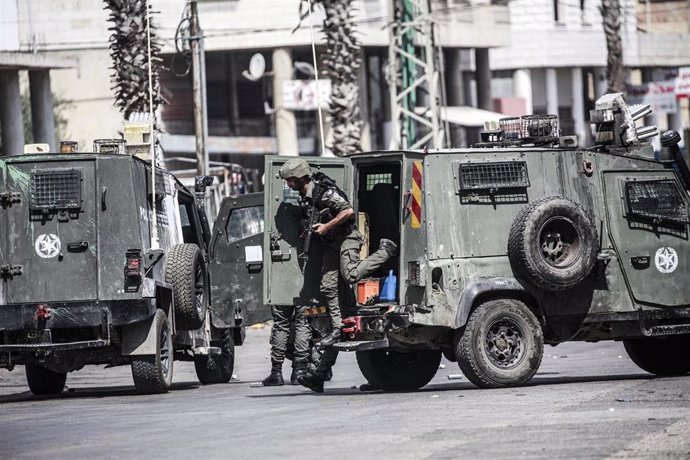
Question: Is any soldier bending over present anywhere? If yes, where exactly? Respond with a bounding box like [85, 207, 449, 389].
[278, 158, 397, 393]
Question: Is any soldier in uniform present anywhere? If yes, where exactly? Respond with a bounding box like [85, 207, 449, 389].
[278, 158, 397, 393]
[261, 305, 310, 386]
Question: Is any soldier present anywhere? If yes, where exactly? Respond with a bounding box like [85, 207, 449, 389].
[261, 305, 310, 386]
[278, 157, 397, 393]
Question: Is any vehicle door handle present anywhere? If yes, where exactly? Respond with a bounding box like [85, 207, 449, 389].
[246, 261, 263, 272]
[630, 256, 650, 267]
[67, 241, 89, 252]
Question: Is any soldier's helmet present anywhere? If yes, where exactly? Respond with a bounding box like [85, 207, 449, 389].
[279, 158, 312, 179]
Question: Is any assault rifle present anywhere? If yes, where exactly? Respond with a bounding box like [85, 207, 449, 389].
[300, 205, 331, 264]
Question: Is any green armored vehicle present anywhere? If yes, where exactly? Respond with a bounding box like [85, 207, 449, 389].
[0, 143, 264, 394]
[223, 93, 690, 391]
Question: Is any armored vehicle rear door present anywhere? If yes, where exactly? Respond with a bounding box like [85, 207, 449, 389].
[1, 158, 98, 303]
[209, 192, 270, 328]
[604, 170, 690, 307]
[263, 155, 353, 306]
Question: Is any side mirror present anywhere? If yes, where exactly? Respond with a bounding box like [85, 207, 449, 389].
[195, 175, 214, 192]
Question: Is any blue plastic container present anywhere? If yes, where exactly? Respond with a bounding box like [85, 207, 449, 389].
[379, 270, 398, 302]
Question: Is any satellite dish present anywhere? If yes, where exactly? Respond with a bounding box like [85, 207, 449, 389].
[248, 53, 266, 80]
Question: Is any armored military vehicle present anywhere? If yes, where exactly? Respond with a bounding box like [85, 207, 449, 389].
[223, 93, 690, 391]
[0, 144, 267, 395]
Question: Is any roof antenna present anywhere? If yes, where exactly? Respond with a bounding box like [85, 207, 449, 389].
[306, 0, 327, 157]
[146, 0, 159, 249]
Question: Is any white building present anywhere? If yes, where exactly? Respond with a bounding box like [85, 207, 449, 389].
[1, 0, 689, 162]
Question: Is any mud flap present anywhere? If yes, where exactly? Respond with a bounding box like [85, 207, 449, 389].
[122, 285, 174, 356]
[121, 314, 157, 356]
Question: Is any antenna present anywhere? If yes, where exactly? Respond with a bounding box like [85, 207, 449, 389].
[306, 0, 326, 157]
[146, 0, 159, 249]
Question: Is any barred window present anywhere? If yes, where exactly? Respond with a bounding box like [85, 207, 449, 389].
[625, 179, 688, 225]
[365, 173, 392, 191]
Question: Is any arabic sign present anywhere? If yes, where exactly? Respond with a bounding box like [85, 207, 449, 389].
[675, 67, 690, 98]
[627, 80, 678, 113]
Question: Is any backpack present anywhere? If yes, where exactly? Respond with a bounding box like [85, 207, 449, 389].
[312, 171, 349, 203]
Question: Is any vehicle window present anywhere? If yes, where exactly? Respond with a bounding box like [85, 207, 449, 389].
[226, 206, 264, 243]
[282, 183, 301, 204]
[179, 203, 197, 243]
[625, 179, 689, 225]
[365, 173, 392, 191]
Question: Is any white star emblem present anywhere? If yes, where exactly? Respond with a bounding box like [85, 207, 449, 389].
[655, 247, 678, 274]
[35, 234, 61, 259]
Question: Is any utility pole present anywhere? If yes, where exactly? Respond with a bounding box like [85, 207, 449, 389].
[388, 0, 447, 150]
[189, 0, 209, 176]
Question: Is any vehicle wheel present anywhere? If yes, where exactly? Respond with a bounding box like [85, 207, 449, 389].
[25, 365, 66, 395]
[356, 348, 442, 391]
[456, 298, 543, 388]
[166, 243, 207, 330]
[508, 196, 598, 291]
[131, 309, 173, 394]
[623, 335, 690, 376]
[195, 328, 235, 384]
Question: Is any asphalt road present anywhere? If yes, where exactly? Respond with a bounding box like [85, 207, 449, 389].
[1, 326, 690, 459]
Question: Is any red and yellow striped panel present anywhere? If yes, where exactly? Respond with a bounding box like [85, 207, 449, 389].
[411, 160, 422, 228]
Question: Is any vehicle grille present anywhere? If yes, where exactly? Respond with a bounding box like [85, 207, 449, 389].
[30, 168, 82, 211]
[458, 161, 530, 191]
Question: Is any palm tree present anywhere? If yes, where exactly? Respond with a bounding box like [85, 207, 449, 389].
[600, 0, 625, 93]
[299, 0, 363, 156]
[103, 0, 162, 119]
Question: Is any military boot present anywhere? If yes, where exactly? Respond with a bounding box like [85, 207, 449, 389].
[379, 238, 398, 257]
[297, 371, 325, 393]
[262, 360, 284, 386]
[318, 329, 342, 349]
[290, 359, 308, 385]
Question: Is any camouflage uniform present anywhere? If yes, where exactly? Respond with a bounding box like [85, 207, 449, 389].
[268, 304, 311, 371]
[302, 180, 393, 383]
[303, 183, 392, 329]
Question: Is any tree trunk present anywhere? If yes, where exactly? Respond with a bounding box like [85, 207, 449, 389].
[104, 0, 162, 119]
[600, 0, 625, 94]
[303, 0, 363, 156]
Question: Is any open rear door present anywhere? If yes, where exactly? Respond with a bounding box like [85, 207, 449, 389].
[263, 155, 352, 306]
[209, 192, 270, 328]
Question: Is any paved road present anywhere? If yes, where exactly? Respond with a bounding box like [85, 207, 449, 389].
[1, 326, 689, 459]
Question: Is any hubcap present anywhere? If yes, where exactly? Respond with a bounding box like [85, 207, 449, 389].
[539, 216, 581, 268]
[485, 318, 525, 369]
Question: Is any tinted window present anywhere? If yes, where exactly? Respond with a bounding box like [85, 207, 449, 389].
[226, 206, 264, 243]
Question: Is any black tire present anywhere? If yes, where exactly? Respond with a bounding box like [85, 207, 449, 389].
[194, 328, 235, 384]
[356, 348, 442, 391]
[166, 243, 207, 330]
[131, 309, 173, 394]
[623, 335, 690, 376]
[456, 298, 543, 389]
[25, 365, 66, 395]
[508, 196, 598, 291]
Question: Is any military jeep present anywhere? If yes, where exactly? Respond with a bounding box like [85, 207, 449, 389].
[0, 146, 264, 395]
[225, 93, 690, 391]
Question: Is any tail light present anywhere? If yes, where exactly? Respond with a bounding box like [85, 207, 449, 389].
[124, 249, 143, 292]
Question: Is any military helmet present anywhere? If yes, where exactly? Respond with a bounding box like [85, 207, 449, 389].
[279, 158, 312, 179]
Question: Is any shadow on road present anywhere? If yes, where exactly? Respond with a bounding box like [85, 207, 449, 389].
[0, 381, 200, 404]
[245, 373, 660, 397]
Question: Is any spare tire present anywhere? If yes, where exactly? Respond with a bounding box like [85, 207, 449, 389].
[166, 243, 207, 330]
[508, 196, 598, 291]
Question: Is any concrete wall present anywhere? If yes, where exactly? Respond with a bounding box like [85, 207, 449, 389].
[490, 0, 638, 69]
[0, 0, 20, 51]
[49, 50, 122, 150]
